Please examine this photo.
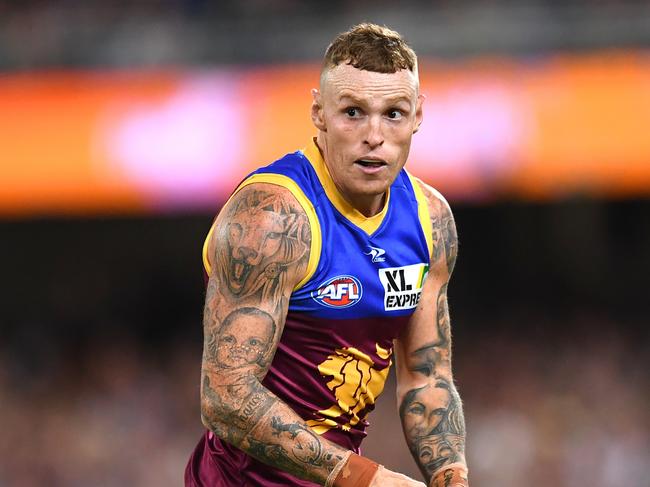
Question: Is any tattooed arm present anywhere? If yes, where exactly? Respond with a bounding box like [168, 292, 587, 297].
[200, 183, 348, 484]
[394, 180, 468, 486]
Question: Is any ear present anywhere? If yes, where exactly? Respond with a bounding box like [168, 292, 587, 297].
[311, 88, 326, 132]
[413, 93, 425, 134]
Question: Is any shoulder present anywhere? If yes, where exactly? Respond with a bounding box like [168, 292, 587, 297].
[209, 181, 312, 260]
[409, 175, 453, 221]
[409, 175, 458, 275]
[204, 180, 315, 296]
[225, 181, 309, 218]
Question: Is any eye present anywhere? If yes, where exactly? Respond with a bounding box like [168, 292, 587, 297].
[408, 403, 425, 416]
[387, 109, 403, 120]
[222, 335, 235, 344]
[418, 446, 433, 461]
[432, 407, 447, 418]
[267, 232, 281, 240]
[437, 444, 453, 457]
[345, 107, 360, 117]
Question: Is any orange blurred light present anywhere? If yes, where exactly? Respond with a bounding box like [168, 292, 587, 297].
[1, 52, 649, 216]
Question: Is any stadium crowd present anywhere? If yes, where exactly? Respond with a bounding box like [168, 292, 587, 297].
[1, 313, 647, 486]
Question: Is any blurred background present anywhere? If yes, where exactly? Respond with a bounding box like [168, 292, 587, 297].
[1, 1, 649, 486]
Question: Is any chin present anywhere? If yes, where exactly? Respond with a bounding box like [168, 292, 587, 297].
[352, 179, 391, 196]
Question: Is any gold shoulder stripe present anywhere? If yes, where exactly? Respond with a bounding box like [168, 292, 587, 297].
[407, 172, 434, 260]
[202, 173, 322, 291]
[202, 220, 217, 275]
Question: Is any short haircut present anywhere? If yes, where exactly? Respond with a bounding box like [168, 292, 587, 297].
[323, 23, 417, 74]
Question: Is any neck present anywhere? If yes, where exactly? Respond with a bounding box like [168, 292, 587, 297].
[344, 191, 386, 217]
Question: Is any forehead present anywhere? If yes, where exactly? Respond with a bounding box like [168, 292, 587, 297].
[413, 382, 450, 402]
[225, 314, 271, 331]
[321, 63, 418, 104]
[232, 207, 285, 227]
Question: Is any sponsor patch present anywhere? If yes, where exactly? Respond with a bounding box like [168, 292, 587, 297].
[378, 263, 429, 311]
[312, 275, 363, 308]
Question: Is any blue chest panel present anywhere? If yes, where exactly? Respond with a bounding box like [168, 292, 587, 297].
[250, 149, 431, 322]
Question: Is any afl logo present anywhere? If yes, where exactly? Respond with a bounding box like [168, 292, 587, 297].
[312, 275, 363, 309]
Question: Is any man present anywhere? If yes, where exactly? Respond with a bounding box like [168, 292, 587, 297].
[186, 23, 468, 487]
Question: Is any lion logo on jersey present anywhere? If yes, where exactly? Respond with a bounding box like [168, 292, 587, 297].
[217, 189, 309, 302]
[306, 343, 392, 434]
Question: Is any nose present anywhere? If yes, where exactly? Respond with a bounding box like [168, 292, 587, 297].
[364, 116, 384, 149]
[233, 246, 258, 262]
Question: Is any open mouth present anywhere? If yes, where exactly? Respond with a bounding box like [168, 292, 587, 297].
[426, 455, 451, 474]
[355, 158, 387, 168]
[230, 260, 251, 290]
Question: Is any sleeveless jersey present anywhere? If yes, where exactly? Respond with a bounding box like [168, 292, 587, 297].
[186, 139, 433, 486]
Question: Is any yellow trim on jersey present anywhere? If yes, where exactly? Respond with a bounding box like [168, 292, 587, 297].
[202, 173, 322, 291]
[407, 172, 434, 260]
[303, 138, 389, 236]
[202, 222, 216, 275]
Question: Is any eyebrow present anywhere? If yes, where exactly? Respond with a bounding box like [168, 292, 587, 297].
[337, 94, 412, 106]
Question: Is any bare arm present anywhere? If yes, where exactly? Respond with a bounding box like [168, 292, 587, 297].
[200, 183, 348, 484]
[394, 181, 468, 486]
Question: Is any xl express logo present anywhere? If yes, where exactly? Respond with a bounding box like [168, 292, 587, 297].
[379, 263, 429, 311]
[312, 275, 363, 309]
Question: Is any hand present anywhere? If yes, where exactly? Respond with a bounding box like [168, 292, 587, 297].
[369, 465, 426, 487]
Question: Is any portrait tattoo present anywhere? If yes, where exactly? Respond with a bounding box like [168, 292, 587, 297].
[400, 378, 466, 479]
[399, 184, 465, 481]
[431, 202, 457, 273]
[215, 307, 277, 369]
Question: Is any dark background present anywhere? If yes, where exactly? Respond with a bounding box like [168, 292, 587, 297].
[2, 199, 648, 485]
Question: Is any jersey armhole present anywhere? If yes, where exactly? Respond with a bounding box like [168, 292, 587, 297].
[406, 172, 434, 261]
[202, 173, 322, 291]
